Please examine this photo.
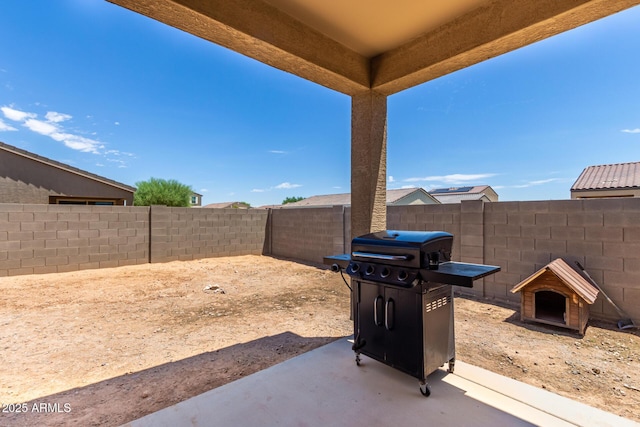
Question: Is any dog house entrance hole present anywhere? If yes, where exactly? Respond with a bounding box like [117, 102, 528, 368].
[535, 291, 566, 324]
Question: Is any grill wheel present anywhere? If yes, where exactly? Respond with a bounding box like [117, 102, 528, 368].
[419, 381, 431, 397]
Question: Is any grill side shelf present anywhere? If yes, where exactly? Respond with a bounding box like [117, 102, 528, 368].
[323, 254, 350, 270]
[420, 262, 501, 288]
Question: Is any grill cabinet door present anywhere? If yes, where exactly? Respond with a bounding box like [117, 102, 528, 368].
[358, 281, 386, 362]
[357, 280, 422, 378]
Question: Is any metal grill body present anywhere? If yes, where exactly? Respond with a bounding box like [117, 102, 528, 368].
[325, 230, 500, 396]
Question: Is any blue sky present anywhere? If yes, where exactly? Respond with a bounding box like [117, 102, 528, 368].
[1, 1, 639, 207]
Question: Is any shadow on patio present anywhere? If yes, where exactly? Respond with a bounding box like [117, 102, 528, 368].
[1, 332, 337, 427]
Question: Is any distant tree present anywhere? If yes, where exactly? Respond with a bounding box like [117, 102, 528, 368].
[282, 196, 304, 205]
[134, 178, 193, 207]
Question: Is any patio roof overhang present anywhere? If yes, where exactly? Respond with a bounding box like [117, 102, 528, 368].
[106, 0, 638, 96]
[106, 0, 640, 237]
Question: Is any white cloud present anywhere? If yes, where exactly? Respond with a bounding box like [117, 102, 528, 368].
[388, 176, 395, 183]
[104, 149, 135, 157]
[200, 189, 209, 193]
[404, 173, 496, 184]
[0, 118, 17, 131]
[269, 150, 286, 154]
[621, 128, 640, 134]
[529, 178, 558, 185]
[275, 182, 302, 189]
[62, 136, 102, 153]
[104, 156, 126, 168]
[2, 105, 104, 154]
[30, 120, 102, 153]
[45, 111, 72, 123]
[114, 121, 120, 126]
[24, 118, 58, 135]
[1, 106, 36, 122]
[252, 182, 303, 192]
[512, 178, 559, 188]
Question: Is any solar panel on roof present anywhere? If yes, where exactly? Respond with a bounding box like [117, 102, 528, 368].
[430, 186, 474, 194]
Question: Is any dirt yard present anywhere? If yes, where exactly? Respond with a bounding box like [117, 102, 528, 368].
[1, 255, 638, 426]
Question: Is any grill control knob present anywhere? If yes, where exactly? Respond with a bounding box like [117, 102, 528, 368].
[398, 270, 408, 281]
[351, 263, 360, 273]
[380, 267, 390, 278]
[365, 265, 375, 275]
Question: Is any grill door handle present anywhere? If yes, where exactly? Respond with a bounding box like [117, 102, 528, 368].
[385, 298, 395, 331]
[352, 252, 410, 261]
[374, 296, 383, 326]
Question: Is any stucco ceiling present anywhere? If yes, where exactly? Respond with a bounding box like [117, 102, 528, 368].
[262, 0, 489, 57]
[107, 0, 640, 96]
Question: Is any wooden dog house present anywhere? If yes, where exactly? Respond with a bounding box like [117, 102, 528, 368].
[510, 258, 598, 335]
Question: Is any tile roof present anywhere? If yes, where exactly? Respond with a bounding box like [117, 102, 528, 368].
[202, 202, 250, 209]
[281, 187, 437, 207]
[0, 141, 135, 192]
[510, 258, 599, 304]
[571, 161, 640, 191]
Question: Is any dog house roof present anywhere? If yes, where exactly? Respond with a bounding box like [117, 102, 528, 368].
[510, 258, 599, 304]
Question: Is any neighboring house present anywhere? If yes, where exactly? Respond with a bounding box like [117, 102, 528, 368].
[0, 141, 135, 205]
[190, 192, 203, 207]
[571, 161, 640, 199]
[429, 185, 498, 204]
[203, 201, 251, 209]
[280, 187, 439, 208]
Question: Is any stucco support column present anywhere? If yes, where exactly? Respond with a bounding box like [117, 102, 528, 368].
[351, 90, 388, 239]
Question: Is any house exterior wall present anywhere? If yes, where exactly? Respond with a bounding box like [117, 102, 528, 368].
[189, 193, 203, 207]
[571, 188, 640, 199]
[393, 191, 439, 205]
[0, 149, 134, 204]
[483, 187, 499, 201]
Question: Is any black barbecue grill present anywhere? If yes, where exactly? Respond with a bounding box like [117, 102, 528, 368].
[325, 230, 500, 396]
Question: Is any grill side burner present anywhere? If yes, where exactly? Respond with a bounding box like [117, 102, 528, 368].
[325, 230, 500, 397]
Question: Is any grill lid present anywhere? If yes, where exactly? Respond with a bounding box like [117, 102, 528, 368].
[351, 230, 452, 269]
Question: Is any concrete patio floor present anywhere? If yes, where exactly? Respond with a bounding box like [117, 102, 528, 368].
[123, 337, 639, 427]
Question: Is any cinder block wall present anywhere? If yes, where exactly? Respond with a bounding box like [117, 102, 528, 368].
[267, 199, 640, 322]
[269, 206, 346, 263]
[2, 199, 639, 322]
[149, 206, 268, 263]
[483, 198, 640, 321]
[388, 203, 463, 254]
[0, 204, 266, 276]
[0, 204, 149, 276]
